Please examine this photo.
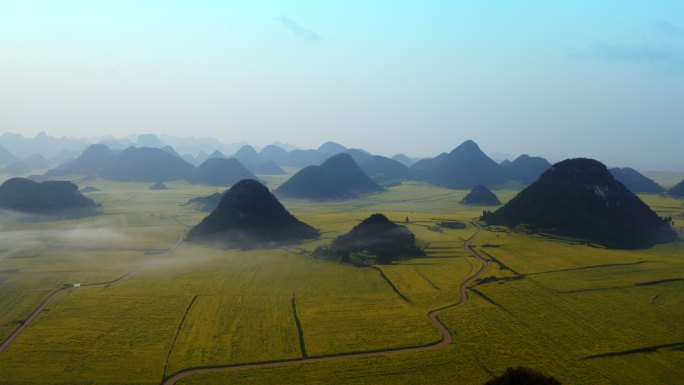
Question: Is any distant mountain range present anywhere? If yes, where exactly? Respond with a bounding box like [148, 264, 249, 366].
[4, 132, 679, 192]
[609, 167, 665, 194]
[42, 144, 259, 185]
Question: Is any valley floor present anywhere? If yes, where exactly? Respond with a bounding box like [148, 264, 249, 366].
[0, 179, 682, 385]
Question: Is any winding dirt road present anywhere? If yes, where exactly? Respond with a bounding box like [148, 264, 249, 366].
[161, 221, 489, 385]
[0, 232, 185, 353]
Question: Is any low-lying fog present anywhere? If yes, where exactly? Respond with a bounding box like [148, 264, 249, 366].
[0, 209, 125, 260]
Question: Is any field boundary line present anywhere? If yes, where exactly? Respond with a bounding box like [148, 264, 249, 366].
[582, 342, 684, 360]
[370, 266, 413, 304]
[526, 260, 660, 276]
[160, 221, 490, 385]
[291, 293, 308, 358]
[414, 267, 441, 290]
[0, 288, 64, 352]
[163, 295, 198, 379]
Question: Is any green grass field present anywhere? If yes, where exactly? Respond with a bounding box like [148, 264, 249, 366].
[0, 176, 682, 385]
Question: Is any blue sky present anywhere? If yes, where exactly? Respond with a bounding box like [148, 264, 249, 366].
[1, 1, 683, 169]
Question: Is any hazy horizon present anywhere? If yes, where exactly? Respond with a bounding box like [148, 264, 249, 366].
[1, 1, 683, 169]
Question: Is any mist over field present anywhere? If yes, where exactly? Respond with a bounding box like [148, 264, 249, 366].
[0, 2, 683, 385]
[0, 210, 127, 259]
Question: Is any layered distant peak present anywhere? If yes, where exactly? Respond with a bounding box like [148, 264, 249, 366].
[275, 165, 353, 200]
[669, 179, 684, 197]
[320, 153, 381, 191]
[47, 144, 115, 177]
[195, 151, 210, 165]
[460, 185, 501, 206]
[0, 145, 18, 165]
[188, 179, 319, 248]
[391, 154, 413, 166]
[50, 148, 79, 165]
[190, 158, 257, 186]
[136, 134, 162, 148]
[259, 145, 289, 164]
[504, 154, 552, 184]
[247, 160, 286, 175]
[343, 148, 373, 164]
[483, 158, 675, 248]
[609, 167, 665, 194]
[148, 182, 169, 190]
[100, 147, 195, 182]
[81, 144, 114, 160]
[318, 141, 347, 154]
[275, 153, 382, 200]
[22, 154, 52, 170]
[208, 150, 226, 160]
[360, 155, 410, 182]
[161, 146, 182, 158]
[411, 140, 503, 189]
[450, 139, 481, 155]
[232, 145, 262, 165]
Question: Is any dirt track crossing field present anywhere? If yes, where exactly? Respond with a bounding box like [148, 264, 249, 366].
[160, 221, 489, 385]
[0, 232, 186, 353]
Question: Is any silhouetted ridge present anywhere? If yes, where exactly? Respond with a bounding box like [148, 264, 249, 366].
[360, 155, 410, 182]
[46, 144, 114, 177]
[0, 145, 18, 165]
[247, 160, 286, 175]
[188, 180, 318, 248]
[503, 154, 551, 184]
[275, 153, 383, 200]
[136, 134, 162, 148]
[391, 154, 413, 166]
[231, 145, 262, 165]
[186, 192, 223, 212]
[314, 213, 423, 264]
[189, 158, 257, 186]
[411, 140, 504, 189]
[669, 179, 684, 197]
[2, 161, 31, 176]
[148, 182, 169, 190]
[50, 148, 79, 165]
[0, 177, 101, 217]
[208, 150, 226, 160]
[195, 151, 210, 165]
[461, 185, 501, 205]
[281, 149, 326, 167]
[100, 147, 194, 182]
[317, 141, 347, 154]
[23, 154, 51, 170]
[319, 154, 383, 192]
[483, 158, 675, 248]
[276, 166, 351, 199]
[259, 145, 289, 164]
[609, 167, 664, 194]
[343, 148, 373, 164]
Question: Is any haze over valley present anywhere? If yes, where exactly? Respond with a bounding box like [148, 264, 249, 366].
[1, 2, 683, 385]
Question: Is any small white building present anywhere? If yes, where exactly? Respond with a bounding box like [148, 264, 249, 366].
[73, 283, 81, 288]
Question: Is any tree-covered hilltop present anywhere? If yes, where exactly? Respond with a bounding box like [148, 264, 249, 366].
[483, 158, 675, 249]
